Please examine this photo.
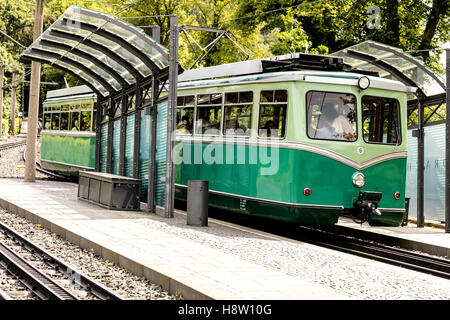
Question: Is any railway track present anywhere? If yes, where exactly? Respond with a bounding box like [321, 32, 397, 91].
[0, 221, 123, 300]
[294, 226, 450, 280]
[0, 241, 78, 300]
[0, 287, 12, 300]
[21, 148, 71, 181]
[0, 140, 27, 151]
[206, 208, 450, 280]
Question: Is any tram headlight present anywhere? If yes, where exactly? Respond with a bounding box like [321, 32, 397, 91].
[352, 172, 365, 188]
[358, 76, 370, 90]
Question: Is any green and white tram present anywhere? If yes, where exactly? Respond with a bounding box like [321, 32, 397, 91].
[173, 57, 410, 227]
[41, 54, 411, 227]
[41, 85, 96, 175]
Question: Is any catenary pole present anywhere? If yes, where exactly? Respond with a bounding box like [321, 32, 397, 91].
[416, 97, 425, 228]
[10, 69, 17, 136]
[0, 66, 3, 137]
[24, 0, 44, 182]
[164, 15, 179, 218]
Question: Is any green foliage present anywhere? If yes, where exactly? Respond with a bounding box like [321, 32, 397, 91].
[232, 0, 449, 72]
[408, 105, 447, 128]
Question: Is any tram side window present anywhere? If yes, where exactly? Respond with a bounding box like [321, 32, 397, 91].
[60, 112, 69, 131]
[196, 93, 222, 135]
[176, 95, 195, 134]
[362, 96, 401, 145]
[43, 113, 51, 130]
[258, 90, 287, 138]
[71, 112, 80, 131]
[306, 91, 357, 141]
[224, 91, 253, 136]
[81, 111, 92, 131]
[51, 113, 60, 130]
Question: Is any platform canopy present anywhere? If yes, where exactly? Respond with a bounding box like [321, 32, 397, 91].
[332, 41, 446, 100]
[21, 5, 171, 97]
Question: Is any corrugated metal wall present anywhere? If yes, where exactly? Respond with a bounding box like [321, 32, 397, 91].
[406, 123, 446, 222]
[112, 119, 121, 175]
[100, 124, 108, 172]
[125, 114, 135, 177]
[139, 109, 150, 201]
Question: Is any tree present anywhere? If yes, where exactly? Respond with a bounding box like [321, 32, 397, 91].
[232, 0, 450, 72]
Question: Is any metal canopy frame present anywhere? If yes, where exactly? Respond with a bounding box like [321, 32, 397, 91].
[21, 6, 183, 219]
[345, 49, 424, 97]
[333, 41, 446, 100]
[180, 25, 249, 70]
[369, 42, 446, 91]
[20, 5, 172, 98]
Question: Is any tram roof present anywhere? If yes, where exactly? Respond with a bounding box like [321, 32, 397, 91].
[178, 70, 415, 93]
[332, 41, 446, 100]
[46, 85, 93, 99]
[21, 6, 173, 98]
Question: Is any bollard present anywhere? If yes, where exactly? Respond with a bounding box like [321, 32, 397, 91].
[187, 180, 209, 226]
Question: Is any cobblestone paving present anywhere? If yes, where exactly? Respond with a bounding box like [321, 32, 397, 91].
[140, 212, 450, 300]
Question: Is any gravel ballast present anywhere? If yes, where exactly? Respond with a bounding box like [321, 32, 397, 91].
[0, 138, 47, 179]
[0, 209, 177, 300]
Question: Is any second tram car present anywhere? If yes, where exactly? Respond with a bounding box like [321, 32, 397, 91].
[41, 85, 96, 176]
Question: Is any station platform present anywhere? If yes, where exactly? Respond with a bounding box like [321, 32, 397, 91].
[0, 178, 351, 300]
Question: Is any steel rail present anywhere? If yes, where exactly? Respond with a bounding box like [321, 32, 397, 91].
[0, 140, 27, 151]
[21, 149, 71, 181]
[0, 241, 78, 300]
[0, 221, 123, 300]
[296, 227, 450, 280]
[0, 287, 12, 300]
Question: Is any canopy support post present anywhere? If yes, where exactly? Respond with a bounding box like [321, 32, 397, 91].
[164, 15, 179, 218]
[416, 98, 425, 228]
[445, 48, 450, 233]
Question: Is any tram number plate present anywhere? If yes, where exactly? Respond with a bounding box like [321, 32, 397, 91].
[239, 199, 247, 211]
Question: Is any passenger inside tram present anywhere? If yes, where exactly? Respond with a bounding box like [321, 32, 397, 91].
[314, 103, 355, 141]
[72, 119, 79, 131]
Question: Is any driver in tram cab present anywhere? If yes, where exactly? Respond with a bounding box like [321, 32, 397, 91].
[332, 104, 355, 141]
[315, 103, 338, 139]
[316, 103, 354, 141]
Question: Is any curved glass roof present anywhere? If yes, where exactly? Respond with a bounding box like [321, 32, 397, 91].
[332, 41, 446, 99]
[21, 5, 171, 97]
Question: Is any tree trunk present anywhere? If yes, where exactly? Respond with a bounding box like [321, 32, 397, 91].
[418, 0, 448, 61]
[385, 0, 400, 48]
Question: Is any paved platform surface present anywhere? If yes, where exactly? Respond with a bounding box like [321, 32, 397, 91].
[0, 178, 352, 300]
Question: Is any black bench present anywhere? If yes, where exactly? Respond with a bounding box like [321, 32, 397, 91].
[78, 171, 141, 211]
